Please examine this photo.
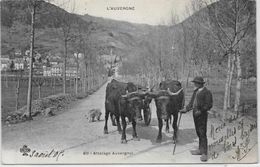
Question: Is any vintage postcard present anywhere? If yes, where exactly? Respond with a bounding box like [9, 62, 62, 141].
[1, 0, 258, 165]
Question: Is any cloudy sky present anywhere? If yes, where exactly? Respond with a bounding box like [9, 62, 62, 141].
[51, 0, 213, 25]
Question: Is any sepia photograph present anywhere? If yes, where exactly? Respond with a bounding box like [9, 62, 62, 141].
[1, 0, 258, 164]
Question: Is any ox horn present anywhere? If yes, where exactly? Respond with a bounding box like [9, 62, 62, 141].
[148, 88, 183, 98]
[147, 84, 156, 92]
[121, 90, 139, 98]
[150, 90, 170, 99]
[137, 90, 148, 98]
[146, 91, 158, 98]
[121, 90, 129, 98]
[167, 88, 183, 96]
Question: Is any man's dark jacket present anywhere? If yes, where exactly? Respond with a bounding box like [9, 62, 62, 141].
[186, 87, 213, 113]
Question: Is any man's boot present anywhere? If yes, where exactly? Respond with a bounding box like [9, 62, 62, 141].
[200, 154, 208, 162]
[190, 149, 202, 155]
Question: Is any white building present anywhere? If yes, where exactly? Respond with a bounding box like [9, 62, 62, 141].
[0, 57, 9, 71]
[15, 62, 24, 70]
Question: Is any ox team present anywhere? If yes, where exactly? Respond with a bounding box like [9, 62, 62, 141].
[104, 76, 213, 162]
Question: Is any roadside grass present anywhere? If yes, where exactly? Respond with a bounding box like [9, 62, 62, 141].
[185, 79, 256, 119]
[1, 79, 80, 119]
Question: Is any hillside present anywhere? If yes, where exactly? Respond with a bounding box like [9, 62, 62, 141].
[80, 14, 159, 59]
[1, 0, 93, 57]
[1, 0, 163, 63]
[1, 0, 256, 78]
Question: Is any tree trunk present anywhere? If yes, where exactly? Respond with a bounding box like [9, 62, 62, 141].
[63, 40, 67, 94]
[234, 51, 242, 117]
[92, 69, 96, 89]
[83, 72, 86, 93]
[26, 3, 36, 120]
[5, 70, 8, 88]
[186, 68, 190, 88]
[38, 84, 41, 99]
[53, 77, 56, 94]
[223, 54, 232, 121]
[181, 23, 187, 81]
[91, 68, 94, 89]
[88, 65, 91, 90]
[85, 63, 89, 91]
[227, 54, 235, 109]
[16, 78, 20, 111]
[75, 53, 79, 95]
[70, 78, 73, 94]
[51, 76, 54, 94]
[96, 72, 98, 88]
[245, 66, 248, 85]
[233, 0, 241, 117]
[89, 69, 91, 90]
[207, 65, 211, 85]
[90, 70, 92, 90]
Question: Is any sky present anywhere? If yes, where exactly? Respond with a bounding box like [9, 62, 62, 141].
[51, 0, 212, 25]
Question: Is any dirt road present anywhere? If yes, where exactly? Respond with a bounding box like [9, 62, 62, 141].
[2, 82, 258, 164]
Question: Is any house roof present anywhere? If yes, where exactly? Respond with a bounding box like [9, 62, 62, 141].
[1, 54, 10, 58]
[1, 60, 9, 64]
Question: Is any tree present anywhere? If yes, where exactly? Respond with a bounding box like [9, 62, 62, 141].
[72, 21, 86, 95]
[33, 77, 45, 99]
[14, 58, 26, 111]
[72, 18, 98, 93]
[26, 0, 38, 120]
[9, 60, 15, 71]
[194, 0, 256, 120]
[50, 0, 77, 94]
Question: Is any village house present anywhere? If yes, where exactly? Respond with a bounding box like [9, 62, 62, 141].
[66, 66, 77, 78]
[47, 63, 62, 76]
[43, 63, 77, 78]
[0, 57, 10, 71]
[14, 58, 25, 70]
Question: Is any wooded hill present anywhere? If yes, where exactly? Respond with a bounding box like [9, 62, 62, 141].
[1, 0, 256, 79]
[119, 0, 256, 82]
[1, 0, 156, 63]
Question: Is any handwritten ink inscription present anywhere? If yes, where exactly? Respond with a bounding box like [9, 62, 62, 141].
[208, 115, 257, 161]
[20, 145, 65, 161]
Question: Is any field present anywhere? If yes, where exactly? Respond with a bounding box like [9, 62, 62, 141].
[189, 80, 257, 120]
[1, 76, 86, 119]
[206, 79, 256, 109]
[123, 75, 257, 118]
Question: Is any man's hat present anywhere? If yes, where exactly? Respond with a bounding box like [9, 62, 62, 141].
[191, 76, 205, 84]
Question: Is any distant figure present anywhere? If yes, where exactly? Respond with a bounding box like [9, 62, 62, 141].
[85, 109, 102, 122]
[180, 76, 213, 162]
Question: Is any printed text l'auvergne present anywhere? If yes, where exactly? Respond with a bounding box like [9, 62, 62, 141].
[107, 6, 135, 10]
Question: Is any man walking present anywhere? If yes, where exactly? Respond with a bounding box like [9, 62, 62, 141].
[180, 76, 213, 162]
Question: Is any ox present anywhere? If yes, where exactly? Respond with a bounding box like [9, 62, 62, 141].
[120, 91, 147, 143]
[147, 80, 184, 143]
[104, 79, 147, 143]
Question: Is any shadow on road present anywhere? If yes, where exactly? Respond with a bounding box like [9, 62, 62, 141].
[176, 128, 197, 145]
[126, 125, 172, 144]
[125, 116, 197, 146]
[124, 126, 198, 159]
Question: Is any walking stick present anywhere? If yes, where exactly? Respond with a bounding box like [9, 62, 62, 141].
[173, 112, 183, 155]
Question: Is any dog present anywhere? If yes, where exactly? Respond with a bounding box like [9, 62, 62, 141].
[85, 108, 102, 122]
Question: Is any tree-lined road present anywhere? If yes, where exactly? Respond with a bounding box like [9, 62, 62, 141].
[2, 81, 257, 164]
